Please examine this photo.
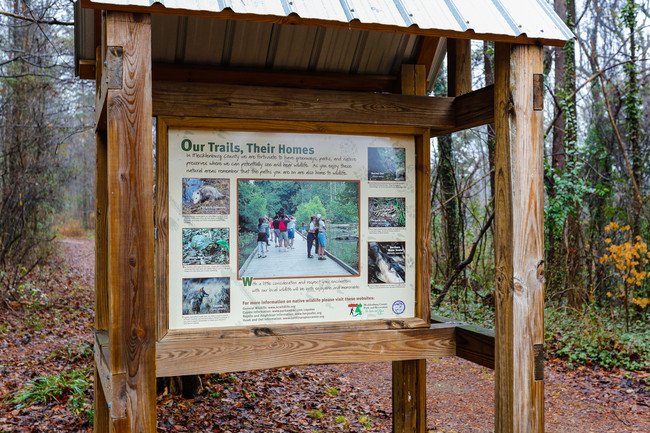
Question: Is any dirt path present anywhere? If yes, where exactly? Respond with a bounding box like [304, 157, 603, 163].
[1, 238, 648, 432]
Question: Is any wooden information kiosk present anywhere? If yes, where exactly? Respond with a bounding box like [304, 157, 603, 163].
[74, 1, 571, 432]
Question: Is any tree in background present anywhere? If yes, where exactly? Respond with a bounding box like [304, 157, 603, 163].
[0, 0, 91, 302]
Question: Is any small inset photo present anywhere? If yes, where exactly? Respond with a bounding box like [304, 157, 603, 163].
[368, 242, 405, 284]
[182, 178, 230, 215]
[182, 228, 230, 266]
[368, 147, 406, 181]
[368, 197, 406, 228]
[182, 277, 230, 315]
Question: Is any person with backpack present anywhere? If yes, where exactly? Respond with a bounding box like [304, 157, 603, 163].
[257, 217, 269, 258]
[279, 214, 289, 251]
[272, 215, 281, 248]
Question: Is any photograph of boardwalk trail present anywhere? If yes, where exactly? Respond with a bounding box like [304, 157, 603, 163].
[238, 179, 360, 279]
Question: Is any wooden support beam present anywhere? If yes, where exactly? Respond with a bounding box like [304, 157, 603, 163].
[156, 324, 456, 377]
[431, 316, 495, 369]
[152, 81, 455, 129]
[432, 85, 495, 136]
[494, 43, 545, 433]
[95, 130, 109, 331]
[392, 64, 429, 433]
[106, 11, 156, 432]
[152, 63, 398, 92]
[447, 38, 472, 97]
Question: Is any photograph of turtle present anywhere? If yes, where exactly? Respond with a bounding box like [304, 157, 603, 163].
[182, 277, 230, 315]
[182, 228, 229, 266]
[368, 197, 406, 227]
[237, 179, 360, 279]
[368, 242, 406, 284]
[182, 178, 230, 214]
[367, 147, 406, 181]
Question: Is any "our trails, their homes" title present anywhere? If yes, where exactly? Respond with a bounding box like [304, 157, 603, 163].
[180, 139, 315, 155]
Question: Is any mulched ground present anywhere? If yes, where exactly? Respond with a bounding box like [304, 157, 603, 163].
[0, 238, 648, 432]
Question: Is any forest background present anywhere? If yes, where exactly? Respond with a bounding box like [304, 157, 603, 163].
[0, 0, 649, 423]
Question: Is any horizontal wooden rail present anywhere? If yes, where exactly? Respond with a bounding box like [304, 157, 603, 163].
[156, 324, 456, 377]
[152, 81, 455, 128]
[431, 315, 495, 369]
[151, 81, 494, 133]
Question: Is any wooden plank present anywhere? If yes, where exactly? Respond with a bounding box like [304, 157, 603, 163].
[78, 0, 568, 47]
[152, 81, 456, 129]
[431, 315, 495, 369]
[453, 85, 495, 132]
[392, 64, 429, 433]
[156, 324, 456, 377]
[447, 38, 472, 97]
[152, 63, 398, 92]
[494, 42, 545, 433]
[392, 359, 426, 433]
[95, 130, 109, 331]
[93, 366, 109, 433]
[106, 11, 156, 433]
[416, 36, 441, 82]
[79, 59, 96, 80]
[155, 118, 169, 341]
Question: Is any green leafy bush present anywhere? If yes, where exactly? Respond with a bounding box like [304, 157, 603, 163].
[546, 307, 650, 371]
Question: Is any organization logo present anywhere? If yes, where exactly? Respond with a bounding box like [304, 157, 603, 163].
[392, 300, 405, 315]
[348, 303, 363, 317]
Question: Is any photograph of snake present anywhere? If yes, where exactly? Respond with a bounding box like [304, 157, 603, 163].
[367, 242, 406, 284]
[368, 197, 406, 228]
[182, 277, 230, 315]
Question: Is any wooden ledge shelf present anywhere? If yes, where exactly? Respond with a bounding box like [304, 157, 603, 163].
[155, 324, 457, 377]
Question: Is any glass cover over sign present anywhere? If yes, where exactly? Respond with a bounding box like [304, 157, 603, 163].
[168, 129, 416, 329]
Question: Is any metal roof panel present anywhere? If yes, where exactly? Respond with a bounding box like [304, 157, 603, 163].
[84, 0, 572, 43]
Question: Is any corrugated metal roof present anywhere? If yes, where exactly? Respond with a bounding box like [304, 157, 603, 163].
[75, 0, 571, 91]
[81, 0, 572, 43]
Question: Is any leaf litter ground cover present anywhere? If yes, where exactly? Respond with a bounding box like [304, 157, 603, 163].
[0, 238, 648, 432]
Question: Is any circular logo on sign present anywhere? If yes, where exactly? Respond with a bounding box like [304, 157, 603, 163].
[392, 300, 405, 315]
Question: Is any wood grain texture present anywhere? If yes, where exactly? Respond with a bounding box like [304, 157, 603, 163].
[494, 42, 545, 433]
[93, 366, 109, 433]
[152, 63, 398, 93]
[106, 11, 156, 432]
[392, 64, 429, 433]
[447, 39, 472, 97]
[78, 0, 568, 47]
[155, 118, 169, 341]
[152, 81, 455, 129]
[430, 315, 495, 369]
[392, 359, 426, 433]
[156, 325, 456, 377]
[451, 85, 495, 133]
[416, 37, 441, 81]
[95, 129, 109, 331]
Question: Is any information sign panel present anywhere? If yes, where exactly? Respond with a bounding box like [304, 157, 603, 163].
[166, 128, 416, 329]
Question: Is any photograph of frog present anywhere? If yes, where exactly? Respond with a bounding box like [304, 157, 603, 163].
[182, 228, 230, 266]
[182, 178, 230, 215]
[182, 277, 230, 315]
[368, 242, 406, 284]
[368, 197, 406, 228]
[367, 147, 406, 181]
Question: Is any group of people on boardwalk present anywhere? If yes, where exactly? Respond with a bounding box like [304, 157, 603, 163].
[257, 213, 296, 257]
[256, 212, 328, 260]
[307, 214, 328, 260]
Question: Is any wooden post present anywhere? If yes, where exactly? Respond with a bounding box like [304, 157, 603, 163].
[392, 64, 429, 433]
[106, 11, 156, 432]
[447, 39, 472, 96]
[494, 43, 545, 433]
